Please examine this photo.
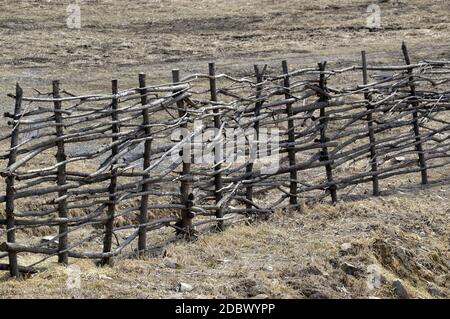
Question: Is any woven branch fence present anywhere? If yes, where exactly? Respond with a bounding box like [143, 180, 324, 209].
[0, 43, 449, 277]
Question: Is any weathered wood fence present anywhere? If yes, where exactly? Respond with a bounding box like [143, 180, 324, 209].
[0, 44, 449, 277]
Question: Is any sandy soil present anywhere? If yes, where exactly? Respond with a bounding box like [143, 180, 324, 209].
[0, 0, 449, 299]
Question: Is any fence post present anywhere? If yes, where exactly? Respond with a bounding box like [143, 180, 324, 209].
[172, 69, 194, 237]
[401, 41, 428, 185]
[102, 79, 119, 265]
[209, 63, 224, 231]
[361, 51, 380, 196]
[53, 80, 69, 264]
[138, 73, 150, 255]
[4, 83, 22, 277]
[282, 60, 298, 206]
[318, 61, 338, 203]
[245, 65, 263, 212]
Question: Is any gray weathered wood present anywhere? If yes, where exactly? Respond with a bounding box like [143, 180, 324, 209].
[172, 70, 194, 236]
[53, 80, 69, 264]
[401, 42, 428, 185]
[245, 65, 264, 212]
[102, 79, 119, 265]
[318, 62, 338, 203]
[361, 51, 380, 196]
[282, 60, 298, 206]
[138, 73, 151, 254]
[4, 83, 22, 277]
[209, 63, 224, 231]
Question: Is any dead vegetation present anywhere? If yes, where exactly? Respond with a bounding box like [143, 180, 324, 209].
[0, 180, 448, 298]
[1, 0, 450, 121]
[0, 0, 449, 299]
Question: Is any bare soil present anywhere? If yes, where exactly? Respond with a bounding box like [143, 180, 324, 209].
[1, 0, 449, 116]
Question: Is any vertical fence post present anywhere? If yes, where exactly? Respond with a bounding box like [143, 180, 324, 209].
[102, 79, 119, 265]
[361, 51, 380, 196]
[4, 83, 22, 277]
[282, 60, 298, 206]
[53, 80, 69, 264]
[172, 70, 194, 236]
[209, 63, 224, 231]
[138, 73, 150, 255]
[318, 61, 338, 203]
[401, 41, 428, 185]
[245, 65, 263, 212]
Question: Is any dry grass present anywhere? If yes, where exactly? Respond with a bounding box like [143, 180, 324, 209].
[1, 0, 450, 122]
[0, 176, 448, 298]
[0, 0, 449, 299]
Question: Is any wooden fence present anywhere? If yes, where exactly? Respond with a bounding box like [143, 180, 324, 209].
[0, 44, 449, 277]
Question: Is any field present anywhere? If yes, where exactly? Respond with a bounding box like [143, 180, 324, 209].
[1, 0, 450, 117]
[0, 0, 449, 299]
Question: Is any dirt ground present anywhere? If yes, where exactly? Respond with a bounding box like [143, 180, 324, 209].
[0, 0, 449, 299]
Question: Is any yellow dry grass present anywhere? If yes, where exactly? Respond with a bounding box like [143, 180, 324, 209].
[0, 174, 448, 298]
[0, 0, 449, 299]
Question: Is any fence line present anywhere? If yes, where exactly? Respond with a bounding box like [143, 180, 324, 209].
[0, 44, 449, 276]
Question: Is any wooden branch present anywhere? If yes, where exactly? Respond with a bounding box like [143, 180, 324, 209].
[318, 61, 337, 203]
[173, 69, 194, 235]
[209, 63, 224, 231]
[362, 51, 380, 196]
[4, 83, 22, 277]
[53, 80, 69, 265]
[138, 73, 151, 254]
[0, 263, 43, 274]
[402, 41, 428, 184]
[282, 60, 298, 206]
[102, 79, 120, 266]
